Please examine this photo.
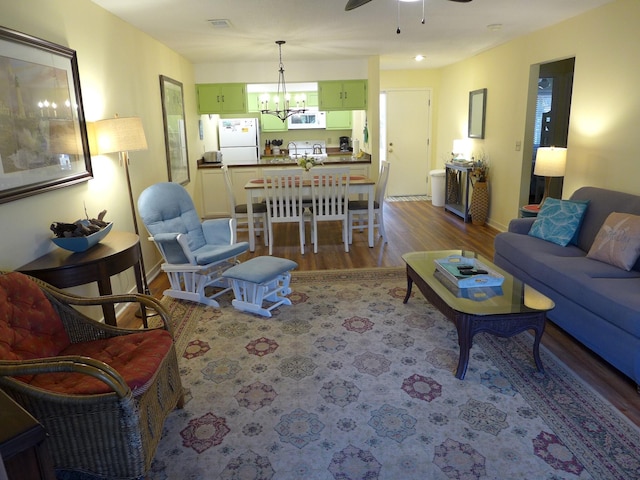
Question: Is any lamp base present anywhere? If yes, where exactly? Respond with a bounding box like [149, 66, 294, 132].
[539, 176, 553, 207]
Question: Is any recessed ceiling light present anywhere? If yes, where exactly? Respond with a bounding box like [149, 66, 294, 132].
[415, 55, 425, 62]
[208, 19, 231, 29]
[487, 24, 502, 31]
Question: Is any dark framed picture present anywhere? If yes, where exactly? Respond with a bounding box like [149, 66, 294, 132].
[468, 88, 487, 139]
[0, 26, 92, 204]
[160, 75, 189, 185]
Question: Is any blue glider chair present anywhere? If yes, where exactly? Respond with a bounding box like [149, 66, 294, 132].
[138, 182, 249, 307]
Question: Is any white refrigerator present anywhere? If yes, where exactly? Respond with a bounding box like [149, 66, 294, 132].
[218, 118, 260, 165]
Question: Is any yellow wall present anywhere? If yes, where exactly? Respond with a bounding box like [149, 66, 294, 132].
[383, 0, 640, 230]
[0, 0, 197, 298]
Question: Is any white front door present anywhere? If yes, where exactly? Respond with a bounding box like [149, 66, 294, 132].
[383, 89, 431, 197]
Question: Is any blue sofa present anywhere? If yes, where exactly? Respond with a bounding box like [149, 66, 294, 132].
[494, 186, 640, 386]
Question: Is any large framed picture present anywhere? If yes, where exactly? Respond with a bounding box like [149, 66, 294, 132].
[0, 26, 92, 204]
[160, 75, 189, 185]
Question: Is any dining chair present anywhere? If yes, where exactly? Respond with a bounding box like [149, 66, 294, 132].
[263, 167, 307, 255]
[348, 160, 390, 244]
[222, 165, 268, 246]
[310, 166, 351, 253]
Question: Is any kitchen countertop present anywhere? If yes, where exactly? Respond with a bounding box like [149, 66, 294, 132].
[198, 151, 371, 169]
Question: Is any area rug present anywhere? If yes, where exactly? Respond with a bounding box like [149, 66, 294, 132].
[148, 268, 640, 480]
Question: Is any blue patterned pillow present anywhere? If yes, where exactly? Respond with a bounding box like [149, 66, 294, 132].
[528, 198, 589, 247]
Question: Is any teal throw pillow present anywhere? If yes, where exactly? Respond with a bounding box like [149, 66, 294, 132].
[528, 198, 589, 247]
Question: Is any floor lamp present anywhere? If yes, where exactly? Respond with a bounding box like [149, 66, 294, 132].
[93, 115, 154, 305]
[534, 146, 567, 206]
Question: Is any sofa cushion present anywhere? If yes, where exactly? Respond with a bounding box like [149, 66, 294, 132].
[25, 329, 174, 395]
[570, 187, 640, 256]
[528, 198, 589, 247]
[0, 272, 71, 361]
[542, 256, 640, 338]
[586, 212, 640, 271]
[495, 232, 640, 337]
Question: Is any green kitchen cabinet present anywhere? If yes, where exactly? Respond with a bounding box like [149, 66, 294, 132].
[326, 110, 352, 130]
[197, 83, 247, 114]
[260, 113, 288, 132]
[305, 91, 318, 107]
[247, 92, 261, 113]
[318, 80, 367, 111]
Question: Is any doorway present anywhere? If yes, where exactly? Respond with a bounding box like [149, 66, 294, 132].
[381, 89, 431, 197]
[529, 58, 575, 203]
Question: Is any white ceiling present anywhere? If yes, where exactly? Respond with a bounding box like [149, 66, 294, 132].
[91, 0, 614, 70]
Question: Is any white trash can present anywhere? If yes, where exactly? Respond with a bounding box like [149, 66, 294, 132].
[429, 169, 446, 207]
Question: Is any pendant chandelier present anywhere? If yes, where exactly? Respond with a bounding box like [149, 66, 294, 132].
[260, 41, 306, 122]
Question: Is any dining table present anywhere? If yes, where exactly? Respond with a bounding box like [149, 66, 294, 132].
[244, 174, 376, 252]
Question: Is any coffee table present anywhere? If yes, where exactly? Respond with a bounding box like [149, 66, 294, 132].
[402, 250, 554, 379]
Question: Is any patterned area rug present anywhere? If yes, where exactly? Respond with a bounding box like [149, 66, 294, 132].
[149, 268, 640, 480]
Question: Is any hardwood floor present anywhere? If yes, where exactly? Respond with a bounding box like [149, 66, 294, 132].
[127, 199, 640, 427]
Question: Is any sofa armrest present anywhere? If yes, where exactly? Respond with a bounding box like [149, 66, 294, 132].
[508, 217, 536, 234]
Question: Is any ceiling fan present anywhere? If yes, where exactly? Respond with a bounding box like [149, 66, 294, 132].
[345, 0, 472, 11]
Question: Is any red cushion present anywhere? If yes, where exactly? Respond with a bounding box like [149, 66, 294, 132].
[0, 272, 70, 361]
[27, 329, 174, 395]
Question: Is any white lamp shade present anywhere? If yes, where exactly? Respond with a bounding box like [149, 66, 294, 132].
[93, 116, 148, 154]
[534, 147, 567, 177]
[452, 138, 468, 157]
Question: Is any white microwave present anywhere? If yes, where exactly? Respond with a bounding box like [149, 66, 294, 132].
[287, 109, 326, 129]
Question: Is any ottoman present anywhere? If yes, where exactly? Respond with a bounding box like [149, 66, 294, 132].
[222, 256, 298, 317]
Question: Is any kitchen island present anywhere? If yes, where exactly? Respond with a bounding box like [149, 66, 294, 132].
[197, 152, 372, 219]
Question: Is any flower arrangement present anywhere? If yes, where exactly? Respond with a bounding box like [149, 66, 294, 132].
[470, 154, 489, 183]
[297, 155, 321, 171]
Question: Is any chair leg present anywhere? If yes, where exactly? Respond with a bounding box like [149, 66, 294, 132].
[343, 217, 349, 252]
[299, 219, 305, 255]
[378, 211, 387, 243]
[260, 214, 269, 246]
[313, 217, 318, 254]
[268, 221, 274, 255]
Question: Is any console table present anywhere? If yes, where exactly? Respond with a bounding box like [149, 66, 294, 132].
[444, 163, 472, 222]
[17, 231, 144, 326]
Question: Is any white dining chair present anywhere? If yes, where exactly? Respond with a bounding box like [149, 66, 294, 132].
[348, 160, 390, 244]
[222, 165, 268, 246]
[310, 166, 351, 253]
[263, 168, 307, 255]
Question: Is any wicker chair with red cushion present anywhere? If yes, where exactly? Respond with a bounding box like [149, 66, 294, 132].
[0, 271, 184, 480]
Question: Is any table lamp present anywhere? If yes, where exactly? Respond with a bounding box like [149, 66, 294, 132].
[534, 146, 567, 206]
[452, 139, 467, 161]
[93, 115, 152, 298]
